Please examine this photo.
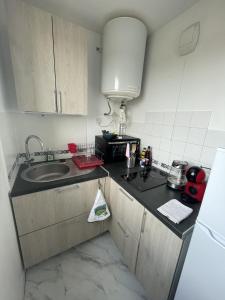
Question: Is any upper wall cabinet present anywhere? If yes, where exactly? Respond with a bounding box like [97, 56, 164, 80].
[7, 0, 88, 115]
[7, 0, 56, 113]
[53, 16, 88, 115]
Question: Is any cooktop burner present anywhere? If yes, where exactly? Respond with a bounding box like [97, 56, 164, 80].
[121, 167, 168, 192]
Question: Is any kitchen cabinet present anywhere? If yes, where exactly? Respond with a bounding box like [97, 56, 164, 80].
[20, 213, 101, 268]
[7, 0, 88, 115]
[110, 217, 140, 273]
[7, 0, 55, 113]
[109, 179, 144, 272]
[136, 209, 182, 300]
[13, 180, 100, 235]
[12, 178, 108, 268]
[53, 15, 88, 115]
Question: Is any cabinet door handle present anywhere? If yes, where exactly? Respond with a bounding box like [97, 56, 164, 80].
[54, 90, 58, 113]
[59, 91, 62, 113]
[141, 211, 147, 233]
[117, 221, 129, 238]
[119, 188, 134, 201]
[55, 184, 80, 193]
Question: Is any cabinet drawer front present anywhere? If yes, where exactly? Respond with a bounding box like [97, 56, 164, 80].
[20, 213, 102, 268]
[13, 179, 99, 235]
[110, 217, 139, 273]
[110, 180, 144, 240]
[136, 210, 182, 300]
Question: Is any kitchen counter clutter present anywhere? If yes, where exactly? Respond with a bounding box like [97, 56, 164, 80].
[103, 161, 201, 239]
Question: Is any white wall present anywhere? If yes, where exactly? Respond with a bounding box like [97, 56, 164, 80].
[0, 140, 24, 300]
[127, 0, 225, 168]
[0, 0, 25, 299]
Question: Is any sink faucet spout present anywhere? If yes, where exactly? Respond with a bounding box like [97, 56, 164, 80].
[25, 135, 44, 163]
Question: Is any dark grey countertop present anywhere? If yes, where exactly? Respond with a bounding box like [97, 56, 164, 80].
[10, 159, 200, 240]
[102, 161, 201, 239]
[10, 159, 108, 197]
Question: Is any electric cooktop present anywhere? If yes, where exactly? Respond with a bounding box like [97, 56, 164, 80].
[121, 166, 168, 192]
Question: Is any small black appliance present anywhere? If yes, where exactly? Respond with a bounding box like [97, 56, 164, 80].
[95, 135, 140, 163]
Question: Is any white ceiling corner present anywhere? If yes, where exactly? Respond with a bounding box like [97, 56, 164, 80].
[24, 0, 199, 33]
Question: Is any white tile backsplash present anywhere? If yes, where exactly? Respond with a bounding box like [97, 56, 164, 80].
[152, 124, 163, 137]
[174, 111, 192, 127]
[128, 110, 220, 168]
[172, 126, 190, 142]
[145, 112, 163, 124]
[131, 122, 143, 135]
[204, 130, 225, 148]
[163, 112, 176, 126]
[190, 111, 211, 129]
[200, 147, 216, 167]
[161, 125, 173, 139]
[187, 128, 207, 145]
[142, 122, 153, 135]
[158, 150, 170, 164]
[149, 135, 161, 149]
[160, 138, 172, 152]
[184, 143, 202, 161]
[152, 148, 160, 160]
[145, 123, 159, 137]
[171, 140, 186, 156]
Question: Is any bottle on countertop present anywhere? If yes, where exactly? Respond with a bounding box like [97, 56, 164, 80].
[145, 146, 152, 166]
[141, 147, 147, 159]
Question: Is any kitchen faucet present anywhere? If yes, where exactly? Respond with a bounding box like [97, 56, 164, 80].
[25, 135, 44, 163]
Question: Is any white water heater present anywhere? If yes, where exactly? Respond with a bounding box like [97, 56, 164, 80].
[101, 17, 147, 101]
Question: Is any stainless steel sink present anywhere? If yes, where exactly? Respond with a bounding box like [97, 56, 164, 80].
[21, 160, 95, 183]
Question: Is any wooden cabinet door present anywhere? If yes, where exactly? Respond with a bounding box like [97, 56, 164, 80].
[7, 0, 56, 113]
[136, 210, 182, 300]
[109, 179, 144, 272]
[110, 217, 139, 273]
[110, 179, 144, 240]
[53, 15, 88, 115]
[13, 179, 100, 235]
[20, 213, 102, 268]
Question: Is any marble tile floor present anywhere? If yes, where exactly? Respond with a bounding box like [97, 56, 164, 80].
[24, 232, 148, 300]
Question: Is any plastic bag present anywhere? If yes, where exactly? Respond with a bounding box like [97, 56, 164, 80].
[88, 188, 111, 222]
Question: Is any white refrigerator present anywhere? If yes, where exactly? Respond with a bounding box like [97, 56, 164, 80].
[175, 148, 225, 300]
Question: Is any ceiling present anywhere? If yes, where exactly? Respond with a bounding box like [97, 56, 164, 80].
[25, 0, 199, 33]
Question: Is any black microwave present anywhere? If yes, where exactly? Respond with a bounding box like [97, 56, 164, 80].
[95, 135, 140, 163]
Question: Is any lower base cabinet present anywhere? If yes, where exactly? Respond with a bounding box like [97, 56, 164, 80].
[12, 177, 109, 268]
[109, 179, 144, 273]
[136, 210, 183, 300]
[109, 179, 185, 300]
[20, 213, 102, 268]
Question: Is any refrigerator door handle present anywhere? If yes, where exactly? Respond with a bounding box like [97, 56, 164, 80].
[197, 221, 225, 250]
